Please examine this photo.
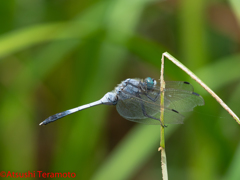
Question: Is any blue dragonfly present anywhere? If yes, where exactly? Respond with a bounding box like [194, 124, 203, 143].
[39, 77, 204, 126]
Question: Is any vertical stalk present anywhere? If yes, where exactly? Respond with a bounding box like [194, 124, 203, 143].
[159, 53, 168, 180]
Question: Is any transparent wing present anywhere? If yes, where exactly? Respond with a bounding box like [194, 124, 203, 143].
[154, 81, 194, 92]
[151, 81, 204, 112]
[116, 91, 185, 125]
[164, 90, 204, 112]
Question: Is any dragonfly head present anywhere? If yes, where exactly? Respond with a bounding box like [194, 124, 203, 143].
[144, 77, 156, 90]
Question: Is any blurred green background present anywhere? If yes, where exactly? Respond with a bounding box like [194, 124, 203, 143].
[0, 0, 240, 179]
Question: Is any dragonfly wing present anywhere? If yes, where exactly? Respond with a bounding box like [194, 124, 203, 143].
[153, 81, 204, 112]
[154, 81, 194, 92]
[116, 92, 185, 125]
[164, 90, 204, 112]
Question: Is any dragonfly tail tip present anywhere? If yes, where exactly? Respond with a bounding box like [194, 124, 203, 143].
[39, 122, 44, 126]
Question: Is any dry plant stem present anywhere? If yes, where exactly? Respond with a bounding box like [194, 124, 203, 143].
[159, 52, 168, 180]
[163, 52, 240, 125]
[161, 148, 168, 180]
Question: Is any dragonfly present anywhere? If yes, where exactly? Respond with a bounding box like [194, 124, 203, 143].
[39, 77, 204, 126]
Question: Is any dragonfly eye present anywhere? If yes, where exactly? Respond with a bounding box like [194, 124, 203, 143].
[145, 77, 154, 90]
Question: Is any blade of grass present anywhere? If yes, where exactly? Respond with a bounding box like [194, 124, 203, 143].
[222, 83, 240, 180]
[194, 53, 240, 93]
[223, 142, 240, 180]
[229, 0, 240, 23]
[0, 1, 109, 172]
[0, 23, 65, 59]
[0, 1, 108, 60]
[162, 52, 240, 124]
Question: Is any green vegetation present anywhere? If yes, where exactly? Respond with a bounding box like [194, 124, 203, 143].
[0, 0, 240, 180]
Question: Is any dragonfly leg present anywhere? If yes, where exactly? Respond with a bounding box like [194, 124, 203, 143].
[125, 80, 160, 102]
[143, 91, 160, 102]
[139, 99, 166, 127]
[126, 81, 149, 92]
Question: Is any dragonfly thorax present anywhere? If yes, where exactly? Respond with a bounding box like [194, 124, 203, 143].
[115, 79, 142, 98]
